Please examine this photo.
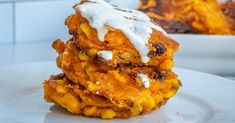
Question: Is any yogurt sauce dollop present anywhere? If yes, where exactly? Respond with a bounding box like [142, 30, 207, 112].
[137, 73, 150, 88]
[74, 0, 167, 63]
[98, 50, 113, 61]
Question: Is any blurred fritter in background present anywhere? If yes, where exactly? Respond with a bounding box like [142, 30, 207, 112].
[138, 0, 235, 34]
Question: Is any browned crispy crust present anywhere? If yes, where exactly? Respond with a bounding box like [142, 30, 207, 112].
[222, 1, 235, 19]
[44, 71, 180, 118]
[221, 1, 235, 32]
[138, 0, 235, 34]
[65, 11, 179, 67]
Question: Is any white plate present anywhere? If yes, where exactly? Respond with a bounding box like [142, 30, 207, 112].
[0, 62, 235, 123]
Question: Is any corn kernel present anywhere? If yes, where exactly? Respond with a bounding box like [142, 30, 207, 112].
[164, 91, 176, 98]
[171, 79, 181, 87]
[149, 0, 156, 7]
[87, 81, 100, 91]
[159, 60, 174, 70]
[80, 23, 91, 39]
[88, 49, 98, 55]
[57, 80, 65, 84]
[120, 52, 134, 60]
[79, 51, 89, 61]
[101, 109, 117, 119]
[63, 94, 79, 109]
[56, 85, 66, 94]
[81, 62, 87, 69]
[84, 107, 97, 116]
[148, 97, 156, 109]
[165, 48, 174, 57]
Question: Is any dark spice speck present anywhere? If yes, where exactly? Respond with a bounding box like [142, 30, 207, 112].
[152, 71, 165, 81]
[148, 43, 167, 57]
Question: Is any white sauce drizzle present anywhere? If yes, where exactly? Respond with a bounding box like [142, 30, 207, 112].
[74, 0, 167, 63]
[137, 73, 150, 88]
[98, 50, 113, 60]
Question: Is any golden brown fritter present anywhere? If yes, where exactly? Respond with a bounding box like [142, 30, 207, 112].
[53, 39, 177, 81]
[44, 71, 180, 119]
[139, 0, 235, 34]
[65, 11, 179, 67]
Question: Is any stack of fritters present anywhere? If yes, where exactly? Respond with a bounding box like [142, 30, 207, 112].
[138, 0, 235, 34]
[44, 0, 181, 119]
